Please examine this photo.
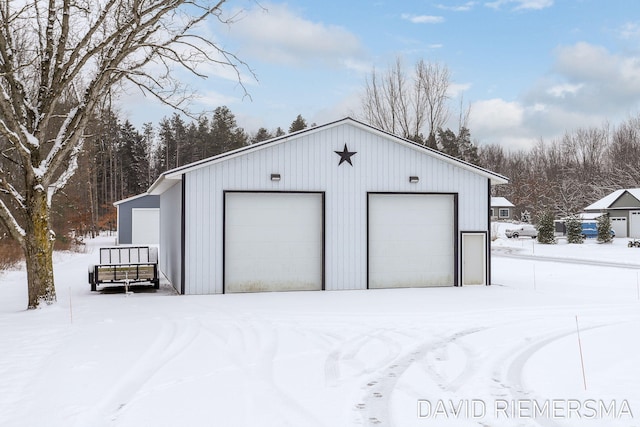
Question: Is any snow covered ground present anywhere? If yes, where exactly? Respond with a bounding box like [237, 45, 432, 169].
[1, 229, 639, 427]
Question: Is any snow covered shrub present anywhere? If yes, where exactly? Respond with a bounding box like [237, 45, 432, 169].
[597, 214, 613, 243]
[520, 210, 531, 223]
[536, 209, 556, 244]
[565, 215, 584, 244]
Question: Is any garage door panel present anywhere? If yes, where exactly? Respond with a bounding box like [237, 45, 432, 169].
[225, 192, 323, 293]
[369, 194, 455, 289]
[132, 208, 159, 244]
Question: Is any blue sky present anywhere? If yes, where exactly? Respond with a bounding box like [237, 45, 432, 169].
[121, 0, 640, 149]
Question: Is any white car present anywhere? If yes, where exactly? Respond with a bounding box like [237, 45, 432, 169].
[505, 225, 537, 239]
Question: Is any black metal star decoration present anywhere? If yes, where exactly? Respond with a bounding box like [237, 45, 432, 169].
[334, 143, 357, 166]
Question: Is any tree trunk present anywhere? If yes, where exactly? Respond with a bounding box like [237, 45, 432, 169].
[24, 188, 56, 309]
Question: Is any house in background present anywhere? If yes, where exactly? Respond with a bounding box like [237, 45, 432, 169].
[148, 117, 508, 295]
[584, 188, 640, 238]
[113, 194, 160, 245]
[490, 197, 515, 220]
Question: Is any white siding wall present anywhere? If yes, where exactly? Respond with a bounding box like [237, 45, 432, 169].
[182, 122, 489, 294]
[159, 181, 182, 292]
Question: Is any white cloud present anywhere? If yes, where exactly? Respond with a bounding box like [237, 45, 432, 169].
[485, 0, 553, 11]
[469, 42, 640, 149]
[448, 82, 472, 98]
[471, 98, 524, 132]
[549, 42, 640, 111]
[401, 14, 445, 24]
[229, 4, 363, 67]
[436, 2, 477, 12]
[546, 83, 583, 98]
[618, 22, 640, 40]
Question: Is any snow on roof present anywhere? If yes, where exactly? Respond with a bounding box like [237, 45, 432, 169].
[491, 197, 514, 207]
[584, 188, 640, 210]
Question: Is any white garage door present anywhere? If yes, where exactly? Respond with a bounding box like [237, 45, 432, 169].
[369, 193, 455, 288]
[225, 192, 323, 293]
[611, 217, 627, 238]
[131, 208, 159, 244]
[630, 211, 640, 238]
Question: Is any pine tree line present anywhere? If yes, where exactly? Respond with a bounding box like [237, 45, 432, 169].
[45, 108, 311, 240]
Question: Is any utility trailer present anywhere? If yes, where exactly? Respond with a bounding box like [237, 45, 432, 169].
[89, 246, 159, 291]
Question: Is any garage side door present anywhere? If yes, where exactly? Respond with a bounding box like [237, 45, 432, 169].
[225, 192, 323, 293]
[369, 193, 455, 288]
[131, 208, 160, 244]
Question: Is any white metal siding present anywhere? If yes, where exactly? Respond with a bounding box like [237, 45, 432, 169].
[183, 122, 489, 294]
[159, 182, 182, 293]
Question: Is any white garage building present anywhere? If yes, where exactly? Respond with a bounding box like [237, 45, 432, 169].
[148, 118, 508, 294]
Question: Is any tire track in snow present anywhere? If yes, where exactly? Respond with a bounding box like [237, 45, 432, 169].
[325, 329, 403, 388]
[490, 321, 623, 427]
[355, 327, 487, 426]
[74, 316, 201, 427]
[197, 316, 326, 427]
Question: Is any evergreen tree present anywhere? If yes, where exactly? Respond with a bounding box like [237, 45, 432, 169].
[170, 113, 187, 167]
[457, 127, 479, 164]
[118, 120, 149, 196]
[536, 209, 556, 244]
[155, 117, 174, 174]
[289, 114, 307, 133]
[274, 127, 286, 137]
[195, 116, 212, 160]
[251, 127, 273, 144]
[210, 106, 248, 154]
[438, 128, 460, 158]
[142, 123, 156, 186]
[565, 214, 584, 244]
[597, 214, 613, 243]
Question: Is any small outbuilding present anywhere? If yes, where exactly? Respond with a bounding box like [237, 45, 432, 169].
[148, 117, 508, 294]
[584, 188, 640, 238]
[490, 197, 515, 220]
[113, 194, 160, 245]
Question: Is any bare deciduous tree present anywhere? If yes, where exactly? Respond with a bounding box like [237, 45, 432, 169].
[0, 0, 252, 309]
[361, 57, 450, 145]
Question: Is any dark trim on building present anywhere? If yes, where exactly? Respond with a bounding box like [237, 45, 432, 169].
[222, 190, 326, 294]
[180, 174, 186, 295]
[366, 192, 459, 289]
[487, 179, 492, 286]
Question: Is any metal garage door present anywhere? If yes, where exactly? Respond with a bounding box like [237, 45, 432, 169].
[611, 217, 627, 238]
[131, 208, 159, 244]
[224, 192, 323, 293]
[368, 193, 455, 288]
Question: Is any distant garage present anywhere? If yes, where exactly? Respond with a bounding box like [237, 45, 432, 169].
[148, 117, 508, 295]
[113, 194, 160, 245]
